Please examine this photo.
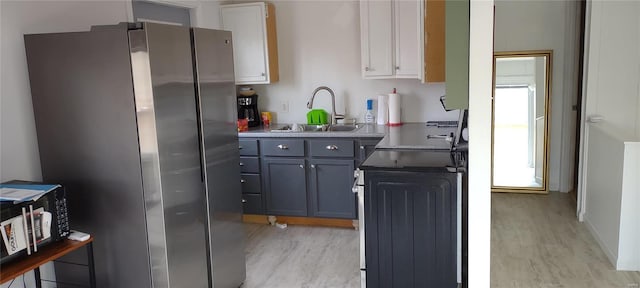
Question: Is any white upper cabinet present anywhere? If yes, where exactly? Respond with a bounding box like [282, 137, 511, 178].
[221, 2, 279, 85]
[360, 0, 424, 80]
[360, 0, 394, 78]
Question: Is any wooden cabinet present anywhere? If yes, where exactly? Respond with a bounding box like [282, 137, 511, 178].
[425, 0, 446, 82]
[308, 159, 356, 219]
[221, 2, 279, 84]
[360, 0, 394, 78]
[365, 170, 458, 287]
[360, 0, 423, 80]
[242, 136, 381, 219]
[239, 139, 264, 214]
[262, 158, 307, 216]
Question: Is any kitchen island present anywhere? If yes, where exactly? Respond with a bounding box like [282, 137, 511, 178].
[355, 123, 467, 288]
[357, 149, 465, 288]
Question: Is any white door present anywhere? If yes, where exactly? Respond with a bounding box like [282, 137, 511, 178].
[360, 0, 394, 78]
[221, 4, 268, 84]
[394, 0, 421, 78]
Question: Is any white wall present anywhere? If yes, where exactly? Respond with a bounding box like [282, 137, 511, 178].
[468, 0, 494, 286]
[1, 0, 131, 183]
[494, 0, 580, 192]
[232, 0, 459, 125]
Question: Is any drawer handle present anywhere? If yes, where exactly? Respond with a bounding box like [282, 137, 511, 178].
[277, 144, 289, 150]
[326, 145, 338, 150]
[242, 199, 247, 203]
[239, 162, 244, 166]
[241, 179, 246, 183]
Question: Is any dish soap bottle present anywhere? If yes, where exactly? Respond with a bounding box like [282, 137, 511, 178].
[365, 99, 375, 124]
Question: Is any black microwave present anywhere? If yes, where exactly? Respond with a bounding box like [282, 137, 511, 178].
[0, 180, 70, 264]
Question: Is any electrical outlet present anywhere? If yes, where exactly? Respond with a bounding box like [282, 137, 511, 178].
[280, 100, 289, 112]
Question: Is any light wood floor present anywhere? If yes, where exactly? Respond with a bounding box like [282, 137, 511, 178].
[492, 192, 640, 287]
[241, 192, 639, 288]
[243, 223, 359, 288]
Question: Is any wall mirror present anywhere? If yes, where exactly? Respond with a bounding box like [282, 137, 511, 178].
[492, 51, 551, 193]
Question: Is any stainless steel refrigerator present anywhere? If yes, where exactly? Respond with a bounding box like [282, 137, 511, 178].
[24, 22, 245, 288]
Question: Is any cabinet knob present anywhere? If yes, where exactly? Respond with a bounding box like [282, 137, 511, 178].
[240, 179, 246, 183]
[238, 145, 243, 150]
[311, 164, 316, 169]
[325, 145, 338, 150]
[396, 66, 400, 70]
[277, 144, 289, 150]
[299, 164, 304, 169]
[360, 145, 365, 150]
[239, 162, 244, 166]
[365, 67, 370, 72]
[261, 72, 266, 76]
[242, 199, 247, 203]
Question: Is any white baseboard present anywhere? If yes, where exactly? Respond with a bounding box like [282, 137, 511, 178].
[584, 217, 618, 268]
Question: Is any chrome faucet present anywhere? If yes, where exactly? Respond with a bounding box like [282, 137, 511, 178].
[307, 86, 344, 125]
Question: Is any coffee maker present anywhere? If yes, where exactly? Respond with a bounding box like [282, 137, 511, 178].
[237, 94, 260, 127]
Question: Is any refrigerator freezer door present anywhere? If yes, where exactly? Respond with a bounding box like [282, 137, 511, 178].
[192, 28, 247, 287]
[130, 23, 209, 288]
[25, 28, 153, 287]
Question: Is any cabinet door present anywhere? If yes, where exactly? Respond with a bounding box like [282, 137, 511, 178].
[394, 0, 422, 78]
[262, 158, 307, 216]
[360, 0, 394, 78]
[221, 4, 268, 84]
[365, 171, 457, 288]
[309, 159, 356, 219]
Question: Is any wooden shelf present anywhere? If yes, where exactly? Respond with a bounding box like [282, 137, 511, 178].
[0, 237, 94, 285]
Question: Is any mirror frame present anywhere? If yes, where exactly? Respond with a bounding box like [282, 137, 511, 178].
[491, 50, 552, 193]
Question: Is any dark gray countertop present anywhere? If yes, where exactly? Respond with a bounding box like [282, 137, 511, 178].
[375, 124, 456, 150]
[238, 123, 454, 147]
[237, 122, 466, 170]
[360, 150, 465, 172]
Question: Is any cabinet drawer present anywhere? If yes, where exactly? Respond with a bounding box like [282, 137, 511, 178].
[241, 174, 261, 194]
[309, 139, 355, 158]
[239, 139, 259, 156]
[242, 193, 264, 214]
[239, 157, 260, 173]
[260, 139, 305, 157]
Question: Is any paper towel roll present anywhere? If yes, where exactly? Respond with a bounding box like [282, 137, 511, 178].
[377, 94, 388, 125]
[388, 92, 402, 126]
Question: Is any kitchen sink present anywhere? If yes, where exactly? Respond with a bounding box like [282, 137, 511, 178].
[327, 125, 359, 132]
[270, 124, 360, 133]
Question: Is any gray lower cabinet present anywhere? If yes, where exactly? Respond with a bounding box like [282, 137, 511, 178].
[262, 158, 308, 216]
[308, 159, 356, 219]
[365, 170, 457, 288]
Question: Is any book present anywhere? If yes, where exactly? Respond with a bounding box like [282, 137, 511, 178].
[0, 184, 60, 203]
[0, 208, 52, 255]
